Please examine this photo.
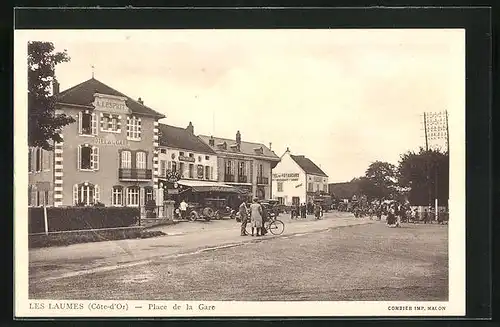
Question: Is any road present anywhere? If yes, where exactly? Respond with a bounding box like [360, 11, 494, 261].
[29, 212, 448, 301]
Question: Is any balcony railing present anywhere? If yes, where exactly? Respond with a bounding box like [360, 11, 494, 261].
[119, 168, 152, 181]
[257, 176, 269, 185]
[224, 174, 235, 182]
[238, 175, 248, 183]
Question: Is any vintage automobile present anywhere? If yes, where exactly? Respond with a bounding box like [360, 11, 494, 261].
[186, 198, 233, 221]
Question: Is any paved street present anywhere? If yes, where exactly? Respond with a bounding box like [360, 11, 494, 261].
[29, 212, 448, 301]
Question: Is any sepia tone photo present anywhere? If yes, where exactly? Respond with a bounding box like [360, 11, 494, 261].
[15, 28, 465, 317]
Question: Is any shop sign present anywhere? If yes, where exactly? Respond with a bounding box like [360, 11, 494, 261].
[179, 155, 195, 162]
[94, 137, 128, 146]
[272, 172, 300, 182]
[94, 96, 129, 113]
[165, 170, 181, 184]
[167, 189, 179, 194]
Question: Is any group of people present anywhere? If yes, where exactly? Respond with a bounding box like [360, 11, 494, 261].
[238, 197, 268, 237]
[290, 202, 323, 220]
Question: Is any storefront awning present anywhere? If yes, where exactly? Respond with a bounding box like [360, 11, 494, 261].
[177, 180, 243, 194]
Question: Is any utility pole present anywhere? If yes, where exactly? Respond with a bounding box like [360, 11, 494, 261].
[423, 113, 431, 215]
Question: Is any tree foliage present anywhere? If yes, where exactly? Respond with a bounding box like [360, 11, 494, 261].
[28, 41, 74, 150]
[358, 161, 398, 201]
[398, 148, 449, 206]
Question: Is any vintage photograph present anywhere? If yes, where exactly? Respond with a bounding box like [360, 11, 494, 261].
[16, 28, 465, 316]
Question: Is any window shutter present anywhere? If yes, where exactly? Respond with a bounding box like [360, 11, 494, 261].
[78, 112, 82, 134]
[77, 145, 81, 170]
[92, 146, 99, 170]
[210, 167, 214, 180]
[91, 112, 98, 135]
[94, 185, 100, 203]
[73, 184, 78, 205]
[117, 115, 122, 133]
[124, 187, 128, 206]
[100, 113, 105, 131]
[140, 187, 145, 206]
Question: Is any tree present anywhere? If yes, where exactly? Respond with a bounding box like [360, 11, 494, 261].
[398, 148, 449, 206]
[359, 161, 398, 201]
[28, 41, 74, 150]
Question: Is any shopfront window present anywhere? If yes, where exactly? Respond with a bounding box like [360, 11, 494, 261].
[189, 164, 194, 178]
[205, 166, 210, 180]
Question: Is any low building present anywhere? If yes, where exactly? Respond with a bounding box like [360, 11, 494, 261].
[198, 131, 280, 200]
[28, 77, 165, 207]
[271, 148, 329, 206]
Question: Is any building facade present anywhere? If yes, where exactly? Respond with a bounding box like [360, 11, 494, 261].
[198, 131, 280, 199]
[271, 148, 329, 205]
[157, 122, 218, 183]
[28, 77, 165, 207]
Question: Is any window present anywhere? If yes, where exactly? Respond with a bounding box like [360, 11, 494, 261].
[160, 160, 167, 177]
[28, 149, 32, 172]
[258, 164, 263, 178]
[78, 145, 99, 170]
[277, 197, 284, 205]
[127, 187, 140, 206]
[171, 161, 177, 174]
[179, 152, 185, 157]
[79, 111, 97, 135]
[160, 149, 167, 154]
[28, 186, 32, 206]
[112, 186, 123, 206]
[100, 113, 121, 133]
[277, 182, 283, 192]
[121, 150, 132, 168]
[189, 153, 194, 158]
[34, 148, 43, 172]
[292, 197, 300, 206]
[238, 161, 246, 177]
[225, 160, 232, 175]
[73, 183, 100, 206]
[44, 191, 49, 206]
[205, 155, 210, 160]
[316, 184, 320, 192]
[136, 151, 147, 169]
[197, 165, 204, 179]
[145, 187, 154, 202]
[205, 166, 210, 180]
[179, 162, 185, 177]
[36, 190, 41, 206]
[323, 185, 328, 193]
[308, 183, 313, 192]
[126, 116, 141, 140]
[189, 164, 194, 178]
[210, 166, 214, 180]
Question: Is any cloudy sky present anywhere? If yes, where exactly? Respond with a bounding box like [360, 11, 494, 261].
[21, 29, 464, 182]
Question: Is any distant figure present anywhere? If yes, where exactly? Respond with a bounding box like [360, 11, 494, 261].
[239, 200, 249, 236]
[301, 203, 307, 218]
[314, 203, 321, 220]
[249, 197, 263, 236]
[179, 199, 188, 220]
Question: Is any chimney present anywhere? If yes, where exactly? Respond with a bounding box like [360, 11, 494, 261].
[236, 131, 241, 144]
[269, 142, 272, 151]
[138, 97, 144, 104]
[53, 78, 60, 95]
[209, 136, 215, 146]
[286, 147, 290, 152]
[186, 122, 194, 134]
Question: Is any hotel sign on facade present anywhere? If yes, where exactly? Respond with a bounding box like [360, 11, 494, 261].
[272, 173, 300, 182]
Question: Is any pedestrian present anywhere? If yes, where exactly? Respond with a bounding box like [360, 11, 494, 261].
[179, 199, 188, 220]
[423, 209, 429, 224]
[301, 203, 307, 218]
[239, 199, 249, 236]
[314, 203, 321, 220]
[249, 197, 264, 236]
[387, 204, 396, 227]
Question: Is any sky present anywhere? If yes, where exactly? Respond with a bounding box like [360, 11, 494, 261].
[22, 29, 464, 182]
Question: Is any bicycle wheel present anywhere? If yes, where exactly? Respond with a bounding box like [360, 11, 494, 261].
[268, 220, 284, 235]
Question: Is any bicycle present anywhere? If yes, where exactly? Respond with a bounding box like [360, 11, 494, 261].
[246, 217, 285, 236]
